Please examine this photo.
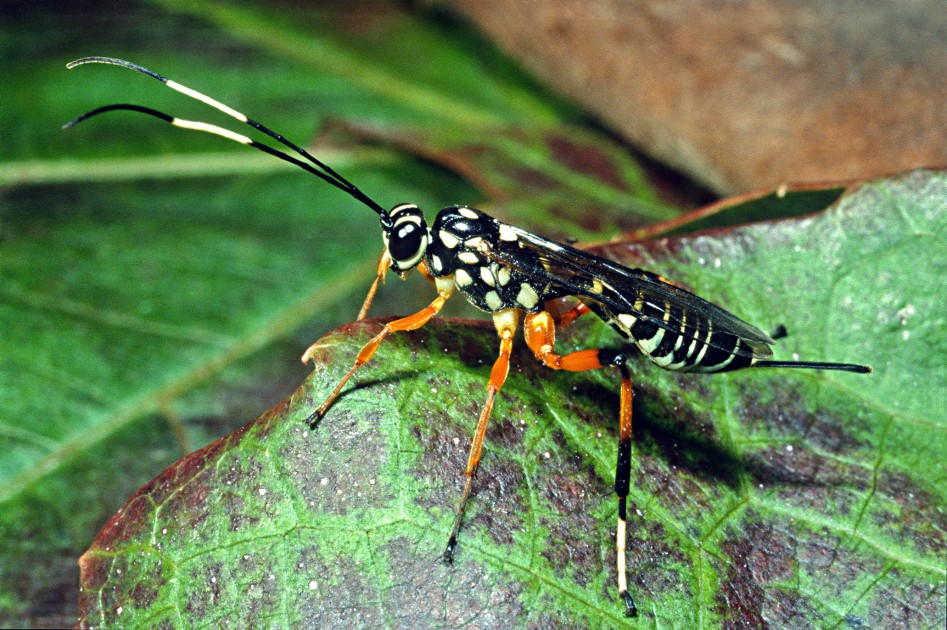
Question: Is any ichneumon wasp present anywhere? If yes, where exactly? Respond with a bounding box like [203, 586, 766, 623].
[65, 57, 872, 617]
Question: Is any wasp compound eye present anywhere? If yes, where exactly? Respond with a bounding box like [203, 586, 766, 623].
[390, 221, 424, 262]
[384, 204, 427, 270]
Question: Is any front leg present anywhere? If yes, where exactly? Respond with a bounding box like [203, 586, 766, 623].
[356, 247, 390, 320]
[303, 280, 453, 427]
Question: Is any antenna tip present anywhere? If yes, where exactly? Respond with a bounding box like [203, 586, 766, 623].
[66, 56, 102, 70]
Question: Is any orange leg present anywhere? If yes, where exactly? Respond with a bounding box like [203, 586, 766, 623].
[444, 308, 519, 562]
[523, 310, 638, 617]
[551, 300, 592, 328]
[358, 256, 436, 321]
[356, 247, 390, 320]
[304, 287, 452, 426]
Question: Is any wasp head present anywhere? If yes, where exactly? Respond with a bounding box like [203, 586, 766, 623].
[382, 203, 429, 276]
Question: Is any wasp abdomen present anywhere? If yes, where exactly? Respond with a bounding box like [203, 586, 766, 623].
[589, 300, 757, 374]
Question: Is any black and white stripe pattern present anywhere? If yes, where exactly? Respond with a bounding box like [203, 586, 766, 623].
[595, 299, 757, 373]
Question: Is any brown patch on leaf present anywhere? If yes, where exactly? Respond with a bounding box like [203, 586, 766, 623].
[871, 469, 947, 558]
[546, 133, 628, 192]
[535, 446, 603, 588]
[409, 405, 528, 552]
[718, 517, 801, 626]
[285, 409, 395, 517]
[183, 561, 224, 620]
[375, 536, 530, 626]
[741, 389, 872, 455]
[291, 542, 383, 626]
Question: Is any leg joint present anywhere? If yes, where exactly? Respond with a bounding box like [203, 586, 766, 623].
[598, 348, 630, 367]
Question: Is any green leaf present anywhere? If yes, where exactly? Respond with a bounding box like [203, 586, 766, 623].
[0, 1, 675, 625]
[77, 171, 945, 626]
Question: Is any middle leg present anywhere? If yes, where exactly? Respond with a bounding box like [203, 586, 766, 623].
[444, 308, 519, 562]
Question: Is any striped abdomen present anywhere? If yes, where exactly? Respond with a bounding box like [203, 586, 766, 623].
[585, 299, 763, 374]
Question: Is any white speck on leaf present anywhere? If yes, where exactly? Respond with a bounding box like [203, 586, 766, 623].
[897, 303, 916, 324]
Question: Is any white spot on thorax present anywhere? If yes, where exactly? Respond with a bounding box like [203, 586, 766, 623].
[516, 283, 540, 309]
[485, 290, 503, 311]
[439, 231, 459, 248]
[497, 266, 512, 286]
[498, 224, 518, 241]
[457, 251, 479, 264]
[455, 269, 473, 287]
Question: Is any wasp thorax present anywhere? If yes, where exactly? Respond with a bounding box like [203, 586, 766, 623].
[384, 203, 428, 272]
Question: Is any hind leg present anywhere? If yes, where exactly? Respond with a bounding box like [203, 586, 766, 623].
[524, 311, 638, 617]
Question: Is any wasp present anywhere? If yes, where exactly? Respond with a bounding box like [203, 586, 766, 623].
[66, 57, 871, 617]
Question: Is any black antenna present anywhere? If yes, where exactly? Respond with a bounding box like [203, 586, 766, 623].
[64, 57, 391, 225]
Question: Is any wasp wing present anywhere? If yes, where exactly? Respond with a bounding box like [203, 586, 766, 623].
[487, 224, 775, 359]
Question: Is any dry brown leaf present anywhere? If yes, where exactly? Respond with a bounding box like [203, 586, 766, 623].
[444, 0, 947, 193]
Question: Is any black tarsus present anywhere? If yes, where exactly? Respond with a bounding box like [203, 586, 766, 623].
[621, 589, 638, 618]
[305, 408, 322, 429]
[443, 538, 457, 564]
